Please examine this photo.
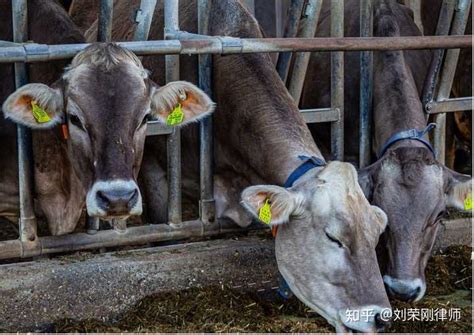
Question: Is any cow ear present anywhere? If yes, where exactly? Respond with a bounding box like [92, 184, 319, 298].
[241, 185, 304, 225]
[445, 168, 472, 211]
[2, 83, 64, 129]
[150, 81, 215, 127]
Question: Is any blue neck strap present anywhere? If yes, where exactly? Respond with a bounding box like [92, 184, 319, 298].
[283, 155, 326, 188]
[378, 123, 436, 158]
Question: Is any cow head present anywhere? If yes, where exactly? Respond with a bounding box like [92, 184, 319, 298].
[242, 161, 391, 333]
[2, 43, 214, 220]
[359, 146, 472, 302]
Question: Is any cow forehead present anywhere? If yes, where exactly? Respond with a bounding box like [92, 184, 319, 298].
[66, 64, 149, 119]
[304, 162, 375, 225]
[66, 62, 147, 94]
[379, 159, 444, 193]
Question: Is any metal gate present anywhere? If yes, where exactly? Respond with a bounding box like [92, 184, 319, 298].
[0, 0, 471, 260]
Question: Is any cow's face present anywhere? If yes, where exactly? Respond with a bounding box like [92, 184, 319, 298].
[359, 147, 472, 302]
[242, 162, 391, 333]
[2, 43, 214, 220]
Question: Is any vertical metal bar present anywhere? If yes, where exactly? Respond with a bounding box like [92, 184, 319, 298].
[198, 0, 215, 224]
[12, 0, 38, 246]
[422, 0, 456, 109]
[287, 0, 323, 103]
[98, 0, 113, 42]
[164, 0, 182, 225]
[433, 0, 471, 163]
[330, 0, 344, 161]
[133, 0, 158, 41]
[359, 0, 373, 168]
[276, 0, 305, 82]
[275, 0, 284, 37]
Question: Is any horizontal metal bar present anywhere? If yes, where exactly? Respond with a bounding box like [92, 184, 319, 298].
[0, 35, 471, 63]
[0, 220, 263, 260]
[426, 96, 473, 113]
[300, 108, 340, 123]
[146, 120, 173, 135]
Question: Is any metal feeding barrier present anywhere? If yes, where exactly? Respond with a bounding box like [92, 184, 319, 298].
[0, 0, 471, 260]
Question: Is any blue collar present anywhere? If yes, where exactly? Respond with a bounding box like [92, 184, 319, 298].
[378, 123, 436, 158]
[283, 155, 326, 188]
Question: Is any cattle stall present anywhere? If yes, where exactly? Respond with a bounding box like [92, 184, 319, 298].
[0, 0, 471, 260]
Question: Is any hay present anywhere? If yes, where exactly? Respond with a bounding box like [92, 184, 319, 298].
[54, 245, 472, 333]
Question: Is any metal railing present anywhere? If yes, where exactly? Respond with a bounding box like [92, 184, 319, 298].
[0, 0, 471, 260]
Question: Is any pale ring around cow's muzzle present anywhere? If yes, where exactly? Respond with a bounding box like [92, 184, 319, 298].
[383, 275, 426, 302]
[338, 305, 392, 333]
[86, 179, 142, 218]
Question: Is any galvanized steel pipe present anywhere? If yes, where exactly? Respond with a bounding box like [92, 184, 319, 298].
[12, 0, 39, 252]
[165, 0, 182, 225]
[287, 0, 323, 103]
[198, 0, 215, 224]
[330, 0, 344, 161]
[359, 0, 373, 168]
[433, 0, 471, 163]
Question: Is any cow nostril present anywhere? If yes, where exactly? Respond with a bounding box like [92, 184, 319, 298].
[128, 189, 139, 208]
[96, 188, 138, 212]
[96, 190, 110, 210]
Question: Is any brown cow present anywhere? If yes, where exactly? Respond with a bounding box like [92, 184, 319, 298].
[1, 0, 213, 235]
[301, 0, 472, 302]
[72, 0, 393, 331]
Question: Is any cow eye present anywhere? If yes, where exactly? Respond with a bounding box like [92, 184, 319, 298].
[140, 114, 150, 127]
[69, 114, 85, 131]
[325, 232, 343, 248]
[435, 210, 447, 222]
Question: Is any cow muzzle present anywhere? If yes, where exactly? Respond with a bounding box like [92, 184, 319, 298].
[383, 275, 426, 302]
[86, 179, 142, 218]
[338, 305, 392, 333]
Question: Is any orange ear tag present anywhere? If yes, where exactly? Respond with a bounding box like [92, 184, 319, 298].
[61, 124, 69, 140]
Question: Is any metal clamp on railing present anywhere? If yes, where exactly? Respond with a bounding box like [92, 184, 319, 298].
[218, 36, 243, 54]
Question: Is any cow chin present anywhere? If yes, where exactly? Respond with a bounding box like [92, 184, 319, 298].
[85, 179, 143, 218]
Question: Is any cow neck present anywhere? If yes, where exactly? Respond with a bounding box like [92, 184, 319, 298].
[373, 52, 430, 155]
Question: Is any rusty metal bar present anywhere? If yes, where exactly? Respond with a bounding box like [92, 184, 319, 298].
[164, 0, 182, 225]
[330, 0, 344, 160]
[287, 0, 323, 103]
[433, 0, 471, 163]
[0, 220, 263, 260]
[276, 0, 305, 82]
[359, 0, 373, 168]
[98, 0, 113, 42]
[198, 0, 215, 224]
[426, 97, 473, 114]
[12, 0, 39, 254]
[0, 35, 472, 63]
[301, 108, 340, 123]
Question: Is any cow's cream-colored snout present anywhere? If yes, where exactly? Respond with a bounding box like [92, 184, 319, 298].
[86, 179, 142, 218]
[338, 305, 392, 333]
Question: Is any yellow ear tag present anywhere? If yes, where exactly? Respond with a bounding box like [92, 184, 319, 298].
[259, 198, 272, 225]
[31, 100, 51, 123]
[464, 193, 472, 211]
[167, 103, 184, 126]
